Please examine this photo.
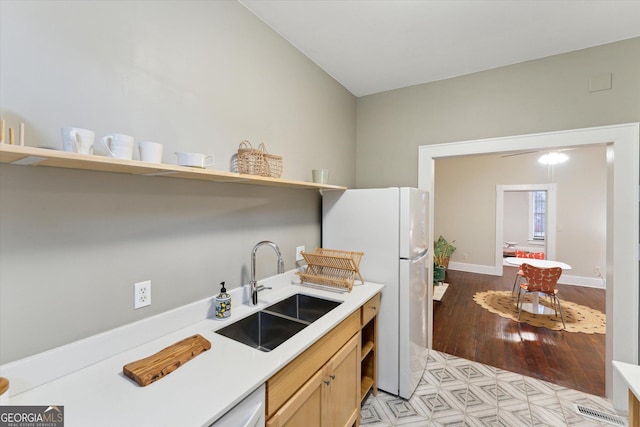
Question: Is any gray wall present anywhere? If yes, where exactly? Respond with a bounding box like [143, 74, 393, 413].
[356, 37, 640, 188]
[0, 1, 356, 363]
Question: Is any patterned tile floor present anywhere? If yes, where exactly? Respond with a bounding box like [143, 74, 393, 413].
[361, 350, 627, 426]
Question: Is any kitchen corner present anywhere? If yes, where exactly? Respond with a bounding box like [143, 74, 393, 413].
[1, 271, 383, 426]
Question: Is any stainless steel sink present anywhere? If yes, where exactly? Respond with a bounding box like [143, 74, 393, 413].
[264, 293, 342, 323]
[215, 294, 342, 352]
[216, 311, 308, 352]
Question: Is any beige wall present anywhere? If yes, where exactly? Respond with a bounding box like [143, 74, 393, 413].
[356, 37, 640, 188]
[434, 146, 607, 278]
[0, 1, 356, 363]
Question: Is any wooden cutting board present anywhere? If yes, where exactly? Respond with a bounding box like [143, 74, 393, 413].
[123, 334, 211, 387]
[0, 377, 8, 396]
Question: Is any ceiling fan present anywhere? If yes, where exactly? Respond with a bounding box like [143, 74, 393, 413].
[500, 147, 576, 159]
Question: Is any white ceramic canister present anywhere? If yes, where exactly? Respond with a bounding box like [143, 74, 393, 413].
[215, 282, 231, 319]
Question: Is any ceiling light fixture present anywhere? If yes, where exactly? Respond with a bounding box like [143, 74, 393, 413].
[538, 151, 569, 165]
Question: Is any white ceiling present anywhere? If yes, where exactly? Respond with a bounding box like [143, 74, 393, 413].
[240, 0, 640, 97]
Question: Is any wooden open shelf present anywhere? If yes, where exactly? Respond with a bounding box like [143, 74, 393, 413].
[0, 144, 347, 191]
[360, 293, 379, 405]
[360, 376, 374, 402]
[361, 341, 374, 361]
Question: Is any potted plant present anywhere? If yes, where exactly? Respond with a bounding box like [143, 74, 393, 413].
[433, 235, 456, 284]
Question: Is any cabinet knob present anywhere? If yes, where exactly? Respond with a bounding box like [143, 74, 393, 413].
[324, 374, 336, 385]
[370, 306, 377, 310]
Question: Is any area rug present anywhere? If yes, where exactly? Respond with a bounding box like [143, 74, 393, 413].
[473, 290, 606, 334]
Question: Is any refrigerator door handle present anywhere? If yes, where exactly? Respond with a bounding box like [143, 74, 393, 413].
[402, 248, 429, 262]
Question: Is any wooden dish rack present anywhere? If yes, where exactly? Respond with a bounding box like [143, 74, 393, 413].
[296, 248, 364, 292]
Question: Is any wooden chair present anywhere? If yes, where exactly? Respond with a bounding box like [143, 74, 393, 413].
[517, 263, 565, 328]
[511, 250, 545, 296]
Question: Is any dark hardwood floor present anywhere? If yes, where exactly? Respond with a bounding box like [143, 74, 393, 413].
[432, 266, 606, 397]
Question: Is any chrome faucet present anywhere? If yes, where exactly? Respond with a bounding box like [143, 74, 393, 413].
[250, 241, 284, 305]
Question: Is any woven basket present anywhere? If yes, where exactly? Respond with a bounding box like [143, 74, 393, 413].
[236, 141, 283, 178]
[263, 150, 283, 179]
[237, 141, 265, 176]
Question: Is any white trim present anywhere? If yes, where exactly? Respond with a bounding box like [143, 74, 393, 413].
[419, 123, 639, 411]
[495, 184, 557, 277]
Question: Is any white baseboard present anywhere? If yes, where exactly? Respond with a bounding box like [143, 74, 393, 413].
[448, 261, 501, 276]
[557, 274, 606, 289]
[448, 261, 606, 289]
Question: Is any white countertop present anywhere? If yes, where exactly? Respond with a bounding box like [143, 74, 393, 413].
[613, 360, 640, 401]
[4, 274, 383, 426]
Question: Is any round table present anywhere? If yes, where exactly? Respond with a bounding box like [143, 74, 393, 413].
[505, 257, 572, 270]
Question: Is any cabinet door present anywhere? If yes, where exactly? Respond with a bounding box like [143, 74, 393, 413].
[326, 333, 361, 427]
[266, 369, 323, 427]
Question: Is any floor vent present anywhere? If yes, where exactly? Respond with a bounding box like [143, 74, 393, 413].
[574, 404, 627, 426]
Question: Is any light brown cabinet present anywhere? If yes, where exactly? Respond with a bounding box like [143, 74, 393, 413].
[265, 293, 381, 427]
[360, 293, 380, 402]
[324, 333, 360, 426]
[267, 368, 324, 427]
[266, 310, 360, 426]
[266, 333, 360, 427]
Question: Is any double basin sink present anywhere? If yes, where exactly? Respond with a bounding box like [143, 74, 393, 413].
[216, 294, 342, 352]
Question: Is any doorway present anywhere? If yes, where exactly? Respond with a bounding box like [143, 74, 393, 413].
[495, 184, 557, 276]
[418, 123, 639, 411]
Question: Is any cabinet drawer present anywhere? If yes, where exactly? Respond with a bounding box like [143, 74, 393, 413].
[361, 293, 380, 326]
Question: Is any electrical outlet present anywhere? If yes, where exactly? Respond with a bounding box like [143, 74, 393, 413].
[296, 246, 306, 262]
[594, 266, 602, 277]
[134, 280, 151, 309]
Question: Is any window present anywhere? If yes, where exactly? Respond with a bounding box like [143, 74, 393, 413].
[529, 191, 546, 241]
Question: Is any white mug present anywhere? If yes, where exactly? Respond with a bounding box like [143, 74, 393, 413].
[61, 127, 95, 154]
[102, 134, 134, 160]
[139, 141, 163, 163]
[175, 152, 214, 168]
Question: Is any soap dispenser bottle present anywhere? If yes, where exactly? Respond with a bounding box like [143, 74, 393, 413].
[215, 281, 231, 319]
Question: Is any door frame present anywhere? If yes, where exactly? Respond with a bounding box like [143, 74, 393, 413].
[495, 184, 557, 276]
[418, 122, 639, 410]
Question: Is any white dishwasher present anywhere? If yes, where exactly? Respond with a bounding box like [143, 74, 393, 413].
[209, 384, 265, 427]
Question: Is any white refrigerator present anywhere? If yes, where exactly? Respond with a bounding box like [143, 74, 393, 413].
[322, 187, 430, 399]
